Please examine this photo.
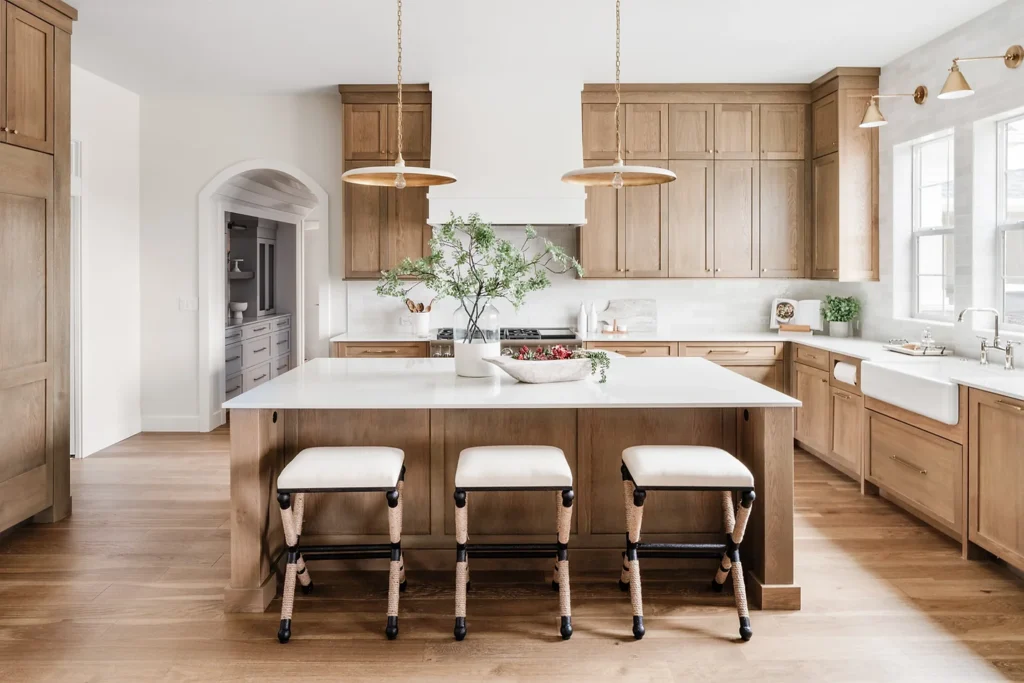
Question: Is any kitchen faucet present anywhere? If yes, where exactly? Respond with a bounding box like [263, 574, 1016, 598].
[957, 307, 1016, 370]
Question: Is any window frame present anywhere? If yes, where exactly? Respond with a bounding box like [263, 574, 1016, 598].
[998, 113, 1024, 330]
[910, 133, 955, 321]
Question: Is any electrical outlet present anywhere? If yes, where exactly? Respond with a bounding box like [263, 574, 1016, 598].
[398, 315, 411, 328]
[179, 297, 199, 312]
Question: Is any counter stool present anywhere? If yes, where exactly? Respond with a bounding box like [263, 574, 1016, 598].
[453, 445, 575, 641]
[618, 445, 756, 642]
[275, 446, 407, 643]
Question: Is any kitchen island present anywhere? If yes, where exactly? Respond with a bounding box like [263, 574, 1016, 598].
[223, 357, 801, 613]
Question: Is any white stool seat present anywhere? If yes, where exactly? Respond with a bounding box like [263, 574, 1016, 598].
[622, 446, 753, 489]
[278, 447, 405, 491]
[455, 446, 572, 489]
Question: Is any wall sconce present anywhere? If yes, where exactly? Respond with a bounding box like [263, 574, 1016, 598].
[859, 86, 928, 128]
[938, 44, 1023, 99]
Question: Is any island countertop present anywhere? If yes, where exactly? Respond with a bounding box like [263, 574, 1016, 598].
[223, 357, 802, 411]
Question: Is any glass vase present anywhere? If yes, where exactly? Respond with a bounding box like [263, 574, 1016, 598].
[452, 301, 500, 377]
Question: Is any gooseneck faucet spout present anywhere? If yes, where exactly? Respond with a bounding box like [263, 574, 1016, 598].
[958, 307, 1015, 369]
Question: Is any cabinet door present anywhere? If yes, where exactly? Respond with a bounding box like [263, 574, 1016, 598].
[624, 104, 668, 159]
[0, 4, 6, 143]
[344, 160, 387, 278]
[794, 363, 831, 455]
[624, 160, 669, 277]
[579, 159, 625, 278]
[344, 104, 388, 160]
[582, 103, 619, 159]
[812, 93, 839, 158]
[668, 104, 714, 159]
[759, 160, 806, 278]
[387, 104, 430, 159]
[969, 390, 1024, 567]
[5, 4, 53, 154]
[667, 159, 713, 277]
[760, 104, 806, 160]
[812, 152, 840, 278]
[714, 160, 759, 277]
[714, 104, 759, 159]
[830, 388, 863, 475]
[725, 364, 782, 392]
[385, 161, 430, 271]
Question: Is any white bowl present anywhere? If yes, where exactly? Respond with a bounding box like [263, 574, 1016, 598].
[229, 302, 248, 313]
[484, 356, 594, 383]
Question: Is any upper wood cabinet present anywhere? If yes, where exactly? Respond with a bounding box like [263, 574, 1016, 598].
[760, 104, 805, 160]
[668, 104, 714, 159]
[344, 104, 388, 160]
[387, 103, 430, 159]
[812, 93, 839, 158]
[624, 160, 669, 276]
[624, 103, 668, 159]
[714, 160, 759, 277]
[812, 153, 840, 278]
[3, 3, 55, 154]
[385, 160, 430, 272]
[580, 159, 625, 278]
[582, 103, 619, 159]
[760, 160, 806, 277]
[668, 159, 713, 277]
[715, 104, 759, 159]
[344, 160, 388, 278]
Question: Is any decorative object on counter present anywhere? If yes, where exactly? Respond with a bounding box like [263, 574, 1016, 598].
[600, 299, 656, 333]
[561, 0, 675, 189]
[822, 296, 859, 338]
[938, 44, 1022, 100]
[602, 320, 630, 334]
[404, 298, 433, 338]
[858, 86, 927, 129]
[882, 342, 952, 356]
[231, 258, 244, 273]
[770, 299, 822, 333]
[341, 0, 456, 189]
[577, 303, 588, 337]
[376, 214, 583, 377]
[589, 303, 598, 333]
[485, 345, 610, 383]
[228, 302, 248, 322]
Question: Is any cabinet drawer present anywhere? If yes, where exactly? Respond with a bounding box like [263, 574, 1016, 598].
[725, 363, 782, 391]
[271, 354, 290, 378]
[225, 373, 243, 400]
[340, 343, 427, 358]
[243, 362, 272, 391]
[586, 342, 676, 357]
[867, 411, 962, 530]
[242, 321, 273, 340]
[243, 337, 272, 368]
[274, 315, 291, 331]
[225, 327, 243, 345]
[794, 344, 829, 371]
[272, 329, 290, 357]
[225, 342, 243, 377]
[682, 343, 783, 362]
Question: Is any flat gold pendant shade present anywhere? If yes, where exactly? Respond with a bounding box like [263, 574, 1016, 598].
[341, 161, 457, 188]
[561, 161, 677, 187]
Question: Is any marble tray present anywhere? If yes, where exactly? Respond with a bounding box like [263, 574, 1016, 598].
[483, 356, 593, 383]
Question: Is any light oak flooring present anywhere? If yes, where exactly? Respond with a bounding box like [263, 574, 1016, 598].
[1, 431, 1023, 682]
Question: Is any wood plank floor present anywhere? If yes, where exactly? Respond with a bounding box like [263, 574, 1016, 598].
[1, 431, 1023, 682]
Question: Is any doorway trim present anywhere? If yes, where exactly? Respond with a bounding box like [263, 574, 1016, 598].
[197, 160, 329, 433]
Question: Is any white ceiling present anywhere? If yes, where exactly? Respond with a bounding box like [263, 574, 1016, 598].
[64, 0, 1006, 96]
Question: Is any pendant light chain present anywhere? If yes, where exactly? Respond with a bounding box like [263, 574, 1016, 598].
[396, 0, 404, 164]
[614, 0, 622, 164]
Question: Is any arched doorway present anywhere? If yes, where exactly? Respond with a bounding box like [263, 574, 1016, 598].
[197, 160, 330, 432]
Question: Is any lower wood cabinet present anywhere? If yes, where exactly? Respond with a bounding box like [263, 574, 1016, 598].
[968, 389, 1024, 571]
[793, 361, 831, 455]
[829, 387, 863, 476]
[331, 342, 428, 358]
[585, 341, 676, 357]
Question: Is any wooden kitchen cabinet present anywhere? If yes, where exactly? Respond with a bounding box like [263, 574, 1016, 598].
[668, 104, 714, 159]
[811, 93, 838, 158]
[344, 160, 388, 278]
[384, 161, 431, 271]
[793, 361, 831, 456]
[331, 342, 428, 358]
[714, 160, 759, 277]
[624, 160, 669, 276]
[387, 103, 430, 159]
[4, 3, 55, 154]
[812, 152, 840, 278]
[760, 104, 806, 160]
[582, 103, 619, 159]
[759, 160, 806, 278]
[344, 104, 388, 159]
[585, 342, 677, 357]
[681, 342, 785, 391]
[830, 387, 863, 477]
[624, 103, 668, 159]
[579, 159, 625, 278]
[667, 159, 714, 277]
[714, 103, 759, 159]
[968, 389, 1024, 571]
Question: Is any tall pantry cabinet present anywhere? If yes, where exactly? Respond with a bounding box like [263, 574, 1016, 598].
[0, 0, 76, 533]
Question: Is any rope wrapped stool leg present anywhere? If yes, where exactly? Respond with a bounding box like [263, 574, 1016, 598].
[453, 489, 469, 641]
[622, 465, 647, 640]
[619, 471, 637, 591]
[711, 491, 736, 592]
[556, 489, 574, 640]
[384, 479, 404, 640]
[277, 492, 300, 644]
[292, 493, 313, 594]
[730, 490, 755, 641]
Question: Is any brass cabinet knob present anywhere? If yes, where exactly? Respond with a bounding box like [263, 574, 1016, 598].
[11, 130, 17, 135]
[715, 268, 721, 272]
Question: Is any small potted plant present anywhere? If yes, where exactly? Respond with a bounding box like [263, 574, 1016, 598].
[822, 295, 860, 338]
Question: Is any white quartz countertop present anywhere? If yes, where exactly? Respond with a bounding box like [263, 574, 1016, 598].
[223, 357, 802, 411]
[330, 330, 435, 343]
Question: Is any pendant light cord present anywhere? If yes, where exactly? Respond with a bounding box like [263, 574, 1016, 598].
[614, 0, 622, 164]
[396, 0, 404, 164]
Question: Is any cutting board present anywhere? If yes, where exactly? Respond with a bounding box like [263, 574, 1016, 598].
[598, 299, 657, 332]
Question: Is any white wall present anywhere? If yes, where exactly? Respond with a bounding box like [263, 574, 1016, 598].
[858, 0, 1024, 350]
[139, 94, 343, 430]
[72, 65, 142, 455]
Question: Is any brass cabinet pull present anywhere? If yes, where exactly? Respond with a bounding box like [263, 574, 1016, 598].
[996, 399, 1023, 412]
[363, 349, 398, 355]
[834, 390, 852, 400]
[618, 349, 649, 355]
[708, 349, 749, 355]
[890, 454, 926, 475]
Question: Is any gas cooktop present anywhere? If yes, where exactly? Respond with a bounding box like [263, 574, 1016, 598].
[435, 327, 577, 342]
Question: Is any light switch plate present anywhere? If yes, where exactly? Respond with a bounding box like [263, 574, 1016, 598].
[179, 297, 199, 312]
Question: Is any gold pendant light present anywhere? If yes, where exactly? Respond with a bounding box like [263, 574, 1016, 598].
[858, 86, 928, 129]
[342, 0, 456, 188]
[562, 0, 676, 188]
[938, 45, 1023, 100]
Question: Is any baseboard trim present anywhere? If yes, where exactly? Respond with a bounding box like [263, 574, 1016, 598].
[141, 414, 201, 432]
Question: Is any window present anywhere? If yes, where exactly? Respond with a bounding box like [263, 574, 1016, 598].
[998, 114, 1024, 327]
[911, 134, 955, 319]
